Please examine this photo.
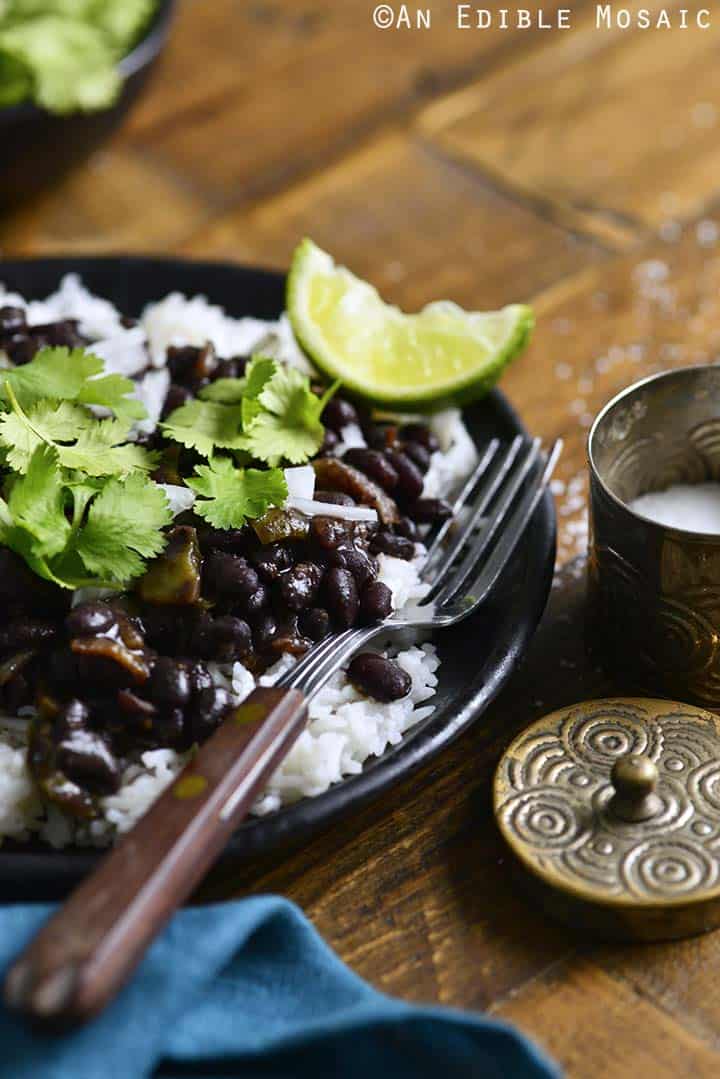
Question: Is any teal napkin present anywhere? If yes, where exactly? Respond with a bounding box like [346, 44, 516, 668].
[0, 896, 559, 1078]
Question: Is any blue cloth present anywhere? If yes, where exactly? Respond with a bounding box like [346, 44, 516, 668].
[0, 896, 559, 1078]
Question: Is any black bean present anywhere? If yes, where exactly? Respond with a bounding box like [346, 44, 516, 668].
[359, 581, 393, 623]
[347, 653, 411, 702]
[205, 552, 260, 600]
[399, 423, 439, 453]
[250, 542, 294, 582]
[192, 615, 252, 661]
[148, 657, 191, 709]
[66, 601, 116, 638]
[187, 660, 214, 698]
[314, 489, 356, 507]
[166, 344, 210, 381]
[322, 396, 359, 432]
[299, 607, 331, 641]
[407, 497, 453, 523]
[6, 333, 39, 365]
[139, 606, 191, 655]
[161, 383, 193, 418]
[319, 428, 340, 455]
[5, 675, 31, 713]
[0, 618, 57, 653]
[154, 709, 186, 748]
[309, 515, 350, 552]
[383, 449, 424, 502]
[214, 356, 247, 380]
[117, 689, 157, 719]
[279, 562, 324, 611]
[401, 441, 431, 473]
[34, 320, 84, 349]
[189, 686, 233, 742]
[54, 699, 90, 740]
[54, 703, 121, 794]
[324, 567, 359, 629]
[252, 611, 278, 650]
[0, 550, 68, 614]
[0, 306, 26, 335]
[343, 448, 399, 493]
[395, 515, 419, 541]
[332, 545, 377, 588]
[197, 526, 250, 553]
[47, 647, 81, 688]
[238, 582, 268, 617]
[370, 531, 415, 561]
[363, 423, 389, 451]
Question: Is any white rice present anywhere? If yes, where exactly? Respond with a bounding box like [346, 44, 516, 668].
[0, 276, 477, 847]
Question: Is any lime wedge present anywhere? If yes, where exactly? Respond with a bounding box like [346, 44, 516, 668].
[287, 239, 534, 410]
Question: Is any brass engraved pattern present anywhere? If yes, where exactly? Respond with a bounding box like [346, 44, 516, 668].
[592, 543, 720, 702]
[494, 700, 720, 905]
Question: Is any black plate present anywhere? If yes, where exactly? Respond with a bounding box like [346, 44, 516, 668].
[0, 256, 556, 897]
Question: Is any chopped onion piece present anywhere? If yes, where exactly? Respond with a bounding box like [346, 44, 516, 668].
[283, 465, 315, 500]
[159, 484, 196, 517]
[286, 496, 378, 522]
[336, 422, 366, 456]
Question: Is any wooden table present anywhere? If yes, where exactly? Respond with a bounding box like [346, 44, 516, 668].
[5, 2, 720, 1072]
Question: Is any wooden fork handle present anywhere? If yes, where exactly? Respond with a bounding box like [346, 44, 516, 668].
[3, 686, 308, 1029]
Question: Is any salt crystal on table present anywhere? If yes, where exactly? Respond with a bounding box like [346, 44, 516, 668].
[630, 483, 720, 533]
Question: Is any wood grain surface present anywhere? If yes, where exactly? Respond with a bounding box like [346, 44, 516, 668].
[4, 1, 720, 1073]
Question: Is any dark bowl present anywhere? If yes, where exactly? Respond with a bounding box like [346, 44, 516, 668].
[0, 0, 176, 210]
[0, 256, 557, 897]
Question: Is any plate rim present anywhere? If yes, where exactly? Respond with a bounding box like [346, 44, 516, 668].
[0, 255, 556, 893]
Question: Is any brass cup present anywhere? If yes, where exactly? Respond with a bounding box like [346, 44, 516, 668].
[588, 365, 720, 706]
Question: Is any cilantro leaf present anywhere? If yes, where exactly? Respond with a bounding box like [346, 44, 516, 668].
[199, 378, 247, 404]
[185, 357, 336, 467]
[198, 357, 278, 405]
[244, 367, 338, 466]
[77, 372, 146, 422]
[6, 444, 70, 559]
[60, 420, 157, 476]
[244, 356, 277, 398]
[0, 400, 92, 471]
[0, 346, 145, 420]
[0, 465, 172, 590]
[74, 472, 172, 584]
[0, 445, 73, 587]
[186, 457, 288, 530]
[0, 394, 156, 475]
[160, 399, 246, 458]
[239, 411, 319, 467]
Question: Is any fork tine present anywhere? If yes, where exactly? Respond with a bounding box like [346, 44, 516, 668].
[301, 627, 374, 697]
[421, 435, 525, 599]
[276, 436, 560, 700]
[278, 632, 341, 689]
[432, 437, 542, 607]
[459, 439, 563, 609]
[422, 437, 500, 565]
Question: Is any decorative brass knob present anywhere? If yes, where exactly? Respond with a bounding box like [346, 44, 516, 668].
[609, 754, 662, 822]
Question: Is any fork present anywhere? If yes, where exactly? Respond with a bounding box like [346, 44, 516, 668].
[4, 435, 561, 1028]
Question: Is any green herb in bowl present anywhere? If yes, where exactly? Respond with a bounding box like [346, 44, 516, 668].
[0, 0, 158, 113]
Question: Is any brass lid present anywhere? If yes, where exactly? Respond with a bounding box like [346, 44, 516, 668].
[493, 698, 720, 942]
